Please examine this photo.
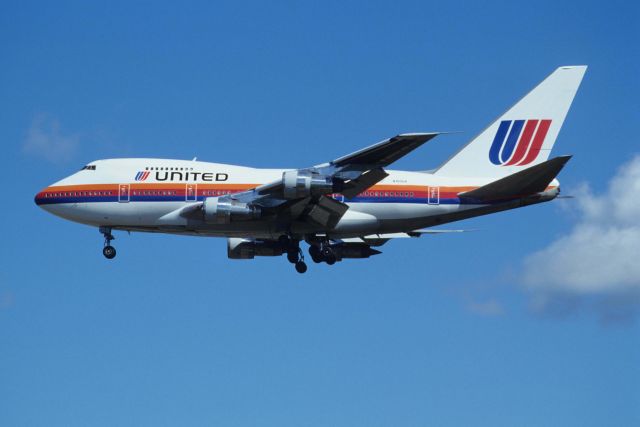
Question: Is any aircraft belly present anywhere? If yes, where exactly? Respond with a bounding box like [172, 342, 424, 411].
[42, 202, 182, 227]
[330, 209, 379, 234]
[331, 202, 476, 235]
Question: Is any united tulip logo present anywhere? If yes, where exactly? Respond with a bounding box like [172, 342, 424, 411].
[134, 171, 150, 181]
[489, 119, 552, 166]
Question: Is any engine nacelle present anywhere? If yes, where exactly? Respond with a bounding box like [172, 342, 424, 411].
[203, 196, 261, 224]
[332, 243, 381, 260]
[227, 238, 284, 259]
[282, 170, 335, 199]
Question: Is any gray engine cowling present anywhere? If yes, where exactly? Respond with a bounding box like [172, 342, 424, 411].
[282, 170, 335, 199]
[227, 238, 284, 259]
[203, 196, 261, 224]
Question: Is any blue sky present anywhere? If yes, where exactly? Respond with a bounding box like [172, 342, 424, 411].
[1, 1, 639, 426]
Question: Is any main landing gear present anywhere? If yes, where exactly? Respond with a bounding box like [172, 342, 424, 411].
[279, 235, 307, 274]
[100, 226, 116, 259]
[308, 242, 336, 265]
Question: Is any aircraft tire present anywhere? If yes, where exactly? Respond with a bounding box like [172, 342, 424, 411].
[287, 250, 299, 264]
[309, 246, 323, 263]
[321, 246, 333, 258]
[295, 261, 307, 274]
[103, 245, 116, 259]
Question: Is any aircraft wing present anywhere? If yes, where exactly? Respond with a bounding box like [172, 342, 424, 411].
[330, 133, 440, 169]
[253, 133, 440, 197]
[223, 132, 442, 227]
[325, 133, 441, 198]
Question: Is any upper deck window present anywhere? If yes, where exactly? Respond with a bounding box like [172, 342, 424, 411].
[81, 165, 96, 171]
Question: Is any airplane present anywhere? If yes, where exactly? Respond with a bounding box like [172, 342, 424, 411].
[35, 66, 586, 273]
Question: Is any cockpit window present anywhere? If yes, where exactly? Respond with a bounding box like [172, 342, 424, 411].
[81, 165, 96, 171]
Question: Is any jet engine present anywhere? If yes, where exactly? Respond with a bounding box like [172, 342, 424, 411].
[203, 196, 261, 224]
[227, 238, 284, 259]
[282, 170, 337, 199]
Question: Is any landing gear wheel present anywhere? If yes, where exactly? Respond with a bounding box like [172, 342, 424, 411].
[320, 245, 336, 265]
[287, 250, 299, 264]
[321, 246, 333, 258]
[295, 261, 308, 274]
[308, 245, 323, 263]
[103, 245, 116, 259]
[100, 226, 116, 260]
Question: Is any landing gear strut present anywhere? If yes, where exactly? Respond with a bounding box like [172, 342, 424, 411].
[280, 235, 307, 274]
[100, 226, 116, 259]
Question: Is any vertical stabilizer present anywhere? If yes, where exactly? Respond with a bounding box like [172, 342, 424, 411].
[435, 66, 586, 178]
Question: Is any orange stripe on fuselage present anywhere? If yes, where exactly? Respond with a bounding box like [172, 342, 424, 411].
[44, 183, 478, 192]
[39, 183, 559, 198]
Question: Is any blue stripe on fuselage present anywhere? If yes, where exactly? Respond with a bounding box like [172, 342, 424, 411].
[36, 195, 490, 206]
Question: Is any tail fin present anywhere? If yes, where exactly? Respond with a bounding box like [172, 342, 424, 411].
[435, 66, 586, 178]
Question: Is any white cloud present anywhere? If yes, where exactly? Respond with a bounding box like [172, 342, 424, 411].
[521, 155, 640, 319]
[23, 114, 80, 164]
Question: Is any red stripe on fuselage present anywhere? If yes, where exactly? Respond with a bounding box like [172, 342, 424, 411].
[39, 183, 548, 203]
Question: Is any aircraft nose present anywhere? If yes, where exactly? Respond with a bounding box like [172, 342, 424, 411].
[34, 187, 50, 208]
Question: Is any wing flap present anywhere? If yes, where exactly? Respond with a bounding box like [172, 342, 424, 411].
[306, 196, 349, 228]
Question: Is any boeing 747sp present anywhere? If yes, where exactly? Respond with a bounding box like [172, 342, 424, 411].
[35, 66, 586, 273]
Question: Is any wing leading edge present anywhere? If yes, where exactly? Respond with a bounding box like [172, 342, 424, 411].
[330, 133, 441, 169]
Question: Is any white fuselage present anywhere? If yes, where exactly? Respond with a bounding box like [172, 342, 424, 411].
[35, 158, 559, 239]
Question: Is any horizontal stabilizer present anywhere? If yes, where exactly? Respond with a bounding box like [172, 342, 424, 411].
[341, 229, 472, 246]
[459, 155, 571, 202]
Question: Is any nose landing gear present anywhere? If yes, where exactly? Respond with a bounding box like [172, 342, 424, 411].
[100, 226, 116, 259]
[103, 245, 116, 259]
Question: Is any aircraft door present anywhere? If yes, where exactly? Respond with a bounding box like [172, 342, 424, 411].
[186, 184, 197, 202]
[118, 184, 130, 203]
[428, 186, 440, 205]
